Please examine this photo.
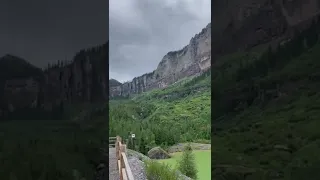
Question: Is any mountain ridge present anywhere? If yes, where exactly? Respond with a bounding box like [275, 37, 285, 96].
[109, 79, 122, 87]
[0, 42, 109, 119]
[0, 54, 43, 78]
[109, 22, 211, 97]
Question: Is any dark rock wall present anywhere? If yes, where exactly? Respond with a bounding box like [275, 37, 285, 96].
[42, 43, 108, 110]
[1, 42, 108, 115]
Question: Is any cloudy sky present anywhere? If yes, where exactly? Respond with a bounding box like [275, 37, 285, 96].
[0, 0, 108, 69]
[109, 0, 211, 82]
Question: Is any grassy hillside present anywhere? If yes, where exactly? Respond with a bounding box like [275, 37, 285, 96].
[109, 70, 211, 153]
[212, 21, 320, 180]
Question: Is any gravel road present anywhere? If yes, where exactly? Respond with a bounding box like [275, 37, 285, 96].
[128, 156, 148, 180]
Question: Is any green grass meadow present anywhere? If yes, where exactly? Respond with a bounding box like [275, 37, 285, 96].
[158, 150, 211, 180]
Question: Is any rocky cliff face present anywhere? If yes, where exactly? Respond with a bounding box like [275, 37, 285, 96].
[110, 23, 211, 97]
[0, 42, 108, 118]
[42, 42, 108, 110]
[212, 0, 320, 61]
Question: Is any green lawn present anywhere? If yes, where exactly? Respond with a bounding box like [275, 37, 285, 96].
[158, 150, 211, 180]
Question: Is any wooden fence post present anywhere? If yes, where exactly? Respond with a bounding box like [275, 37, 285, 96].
[115, 137, 119, 160]
[120, 153, 124, 180]
[121, 144, 126, 154]
[115, 136, 134, 180]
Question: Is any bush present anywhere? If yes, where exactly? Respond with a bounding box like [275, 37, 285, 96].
[178, 143, 198, 179]
[144, 160, 182, 180]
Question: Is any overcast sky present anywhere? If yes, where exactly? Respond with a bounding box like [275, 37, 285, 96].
[0, 0, 108, 69]
[109, 0, 211, 82]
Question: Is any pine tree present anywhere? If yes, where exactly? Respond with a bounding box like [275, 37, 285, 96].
[178, 143, 198, 179]
[139, 137, 146, 154]
[127, 137, 133, 149]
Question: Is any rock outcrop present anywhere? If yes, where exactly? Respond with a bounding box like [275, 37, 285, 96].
[147, 147, 171, 159]
[110, 23, 211, 97]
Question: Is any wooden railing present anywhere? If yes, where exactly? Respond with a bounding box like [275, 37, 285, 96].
[115, 136, 135, 180]
[109, 137, 116, 148]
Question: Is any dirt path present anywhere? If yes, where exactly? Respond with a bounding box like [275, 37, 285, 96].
[109, 148, 120, 180]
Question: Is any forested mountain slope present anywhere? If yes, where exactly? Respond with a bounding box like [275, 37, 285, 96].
[212, 19, 320, 180]
[109, 70, 211, 154]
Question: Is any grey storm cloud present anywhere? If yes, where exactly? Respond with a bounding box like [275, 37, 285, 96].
[109, 0, 211, 82]
[0, 0, 108, 69]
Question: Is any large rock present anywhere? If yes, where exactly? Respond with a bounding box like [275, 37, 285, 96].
[147, 147, 171, 159]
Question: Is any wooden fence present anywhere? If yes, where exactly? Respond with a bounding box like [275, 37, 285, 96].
[114, 136, 135, 180]
[109, 137, 116, 148]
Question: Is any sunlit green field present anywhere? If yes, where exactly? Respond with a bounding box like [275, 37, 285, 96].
[158, 150, 211, 180]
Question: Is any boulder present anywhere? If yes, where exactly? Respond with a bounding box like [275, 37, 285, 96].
[147, 147, 171, 159]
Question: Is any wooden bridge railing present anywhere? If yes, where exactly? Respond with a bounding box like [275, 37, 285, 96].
[109, 137, 116, 148]
[113, 136, 135, 180]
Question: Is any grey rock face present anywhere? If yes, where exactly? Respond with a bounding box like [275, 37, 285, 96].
[110, 23, 211, 97]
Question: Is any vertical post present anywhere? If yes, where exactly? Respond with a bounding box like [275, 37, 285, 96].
[120, 144, 126, 180]
[116, 136, 131, 180]
[120, 151, 124, 180]
[115, 136, 119, 160]
[121, 144, 127, 154]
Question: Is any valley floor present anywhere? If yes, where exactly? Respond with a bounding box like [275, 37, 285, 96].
[158, 150, 211, 180]
[109, 70, 211, 179]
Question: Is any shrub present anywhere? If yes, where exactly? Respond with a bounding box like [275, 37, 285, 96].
[144, 160, 181, 180]
[178, 143, 198, 179]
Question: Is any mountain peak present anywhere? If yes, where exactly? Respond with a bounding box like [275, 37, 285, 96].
[1, 54, 22, 60]
[109, 79, 122, 87]
[0, 54, 43, 79]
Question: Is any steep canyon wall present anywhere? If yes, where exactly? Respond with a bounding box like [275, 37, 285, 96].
[110, 23, 211, 97]
[42, 43, 108, 110]
[0, 42, 108, 116]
